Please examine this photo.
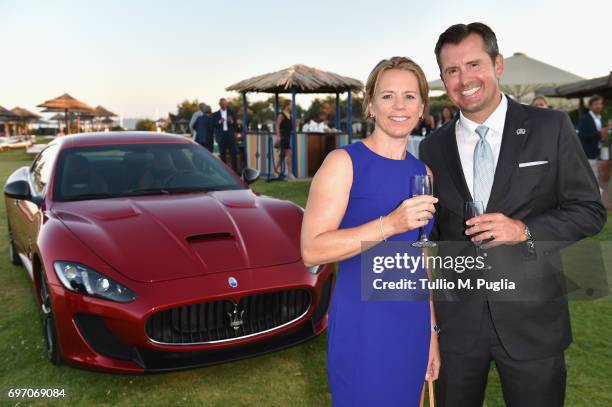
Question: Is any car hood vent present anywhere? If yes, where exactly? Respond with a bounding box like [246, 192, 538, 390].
[186, 232, 233, 242]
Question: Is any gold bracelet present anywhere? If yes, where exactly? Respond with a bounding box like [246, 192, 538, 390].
[379, 216, 386, 242]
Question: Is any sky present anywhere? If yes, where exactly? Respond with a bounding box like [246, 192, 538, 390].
[1, 0, 611, 120]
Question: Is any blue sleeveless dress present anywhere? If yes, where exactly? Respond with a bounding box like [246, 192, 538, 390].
[327, 141, 432, 406]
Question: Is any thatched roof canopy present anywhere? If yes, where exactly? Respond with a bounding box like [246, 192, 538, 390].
[11, 107, 42, 121]
[94, 105, 117, 117]
[44, 111, 82, 119]
[226, 64, 363, 94]
[37, 93, 95, 113]
[0, 105, 19, 120]
[536, 72, 612, 99]
[49, 113, 65, 121]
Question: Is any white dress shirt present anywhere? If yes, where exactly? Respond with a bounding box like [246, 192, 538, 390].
[221, 109, 228, 131]
[589, 110, 602, 131]
[456, 94, 508, 199]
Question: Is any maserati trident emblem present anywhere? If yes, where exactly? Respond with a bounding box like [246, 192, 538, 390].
[516, 128, 526, 135]
[227, 305, 245, 331]
[228, 276, 238, 288]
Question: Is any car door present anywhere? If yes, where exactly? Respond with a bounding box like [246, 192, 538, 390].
[5, 164, 29, 261]
[17, 145, 59, 268]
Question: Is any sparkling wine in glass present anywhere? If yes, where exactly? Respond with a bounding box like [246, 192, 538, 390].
[464, 201, 492, 270]
[411, 175, 436, 248]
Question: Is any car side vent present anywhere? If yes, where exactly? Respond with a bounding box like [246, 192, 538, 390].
[186, 232, 233, 242]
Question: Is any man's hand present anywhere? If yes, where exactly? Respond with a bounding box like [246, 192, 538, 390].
[465, 213, 526, 249]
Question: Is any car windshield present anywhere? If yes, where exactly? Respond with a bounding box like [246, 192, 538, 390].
[54, 143, 246, 201]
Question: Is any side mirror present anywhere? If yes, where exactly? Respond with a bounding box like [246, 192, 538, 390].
[4, 180, 32, 200]
[242, 167, 260, 185]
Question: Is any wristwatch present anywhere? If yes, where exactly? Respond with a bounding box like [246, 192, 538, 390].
[524, 226, 535, 253]
[431, 324, 440, 335]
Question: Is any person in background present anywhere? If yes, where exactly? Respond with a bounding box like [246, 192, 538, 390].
[189, 103, 205, 139]
[193, 103, 214, 152]
[437, 106, 456, 128]
[531, 95, 550, 109]
[413, 113, 436, 136]
[275, 100, 295, 179]
[578, 95, 609, 185]
[212, 98, 238, 172]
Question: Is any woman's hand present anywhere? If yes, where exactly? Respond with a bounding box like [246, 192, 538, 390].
[425, 331, 441, 381]
[383, 195, 437, 236]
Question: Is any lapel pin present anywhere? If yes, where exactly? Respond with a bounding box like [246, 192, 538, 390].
[516, 128, 526, 135]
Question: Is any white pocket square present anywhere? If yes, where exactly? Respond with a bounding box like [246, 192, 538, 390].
[519, 161, 548, 168]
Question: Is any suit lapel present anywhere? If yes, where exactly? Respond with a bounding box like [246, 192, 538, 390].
[440, 116, 472, 202]
[486, 98, 530, 212]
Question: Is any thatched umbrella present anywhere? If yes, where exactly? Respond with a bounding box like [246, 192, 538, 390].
[11, 107, 42, 135]
[227, 64, 363, 94]
[11, 107, 41, 121]
[0, 105, 18, 118]
[227, 64, 364, 178]
[93, 105, 117, 130]
[94, 105, 117, 117]
[37, 93, 95, 134]
[0, 105, 19, 137]
[48, 113, 66, 133]
[428, 53, 584, 102]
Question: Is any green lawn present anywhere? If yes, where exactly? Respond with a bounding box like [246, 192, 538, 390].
[0, 149, 610, 406]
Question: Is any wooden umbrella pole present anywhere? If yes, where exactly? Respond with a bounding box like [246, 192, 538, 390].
[64, 108, 70, 134]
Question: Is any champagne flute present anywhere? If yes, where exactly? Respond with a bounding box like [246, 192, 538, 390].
[464, 201, 492, 270]
[411, 175, 436, 248]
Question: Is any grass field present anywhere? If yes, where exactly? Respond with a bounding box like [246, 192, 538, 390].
[1, 149, 610, 406]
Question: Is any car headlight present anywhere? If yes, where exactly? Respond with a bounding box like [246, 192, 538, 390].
[308, 265, 322, 274]
[53, 261, 136, 302]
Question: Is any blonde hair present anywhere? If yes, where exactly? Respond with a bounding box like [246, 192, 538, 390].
[363, 56, 429, 118]
[530, 95, 549, 107]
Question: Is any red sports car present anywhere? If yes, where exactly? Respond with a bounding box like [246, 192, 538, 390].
[4, 132, 332, 373]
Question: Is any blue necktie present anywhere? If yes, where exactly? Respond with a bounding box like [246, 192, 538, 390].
[473, 125, 494, 208]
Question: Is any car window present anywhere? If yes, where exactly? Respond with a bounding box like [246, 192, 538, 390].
[30, 144, 59, 196]
[54, 143, 246, 201]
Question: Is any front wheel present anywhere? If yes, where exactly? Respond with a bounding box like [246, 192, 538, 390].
[39, 268, 63, 365]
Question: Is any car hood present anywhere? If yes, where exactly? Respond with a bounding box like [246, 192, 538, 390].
[52, 190, 302, 282]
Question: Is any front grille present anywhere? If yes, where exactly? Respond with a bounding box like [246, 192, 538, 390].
[146, 289, 311, 345]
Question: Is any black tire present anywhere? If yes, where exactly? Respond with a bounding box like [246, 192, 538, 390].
[8, 226, 21, 266]
[39, 268, 63, 365]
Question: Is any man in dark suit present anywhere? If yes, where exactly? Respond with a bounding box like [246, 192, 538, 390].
[419, 22, 606, 407]
[193, 103, 214, 152]
[577, 94, 608, 183]
[212, 98, 238, 172]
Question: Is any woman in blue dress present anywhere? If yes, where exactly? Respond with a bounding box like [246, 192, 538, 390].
[301, 57, 440, 406]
